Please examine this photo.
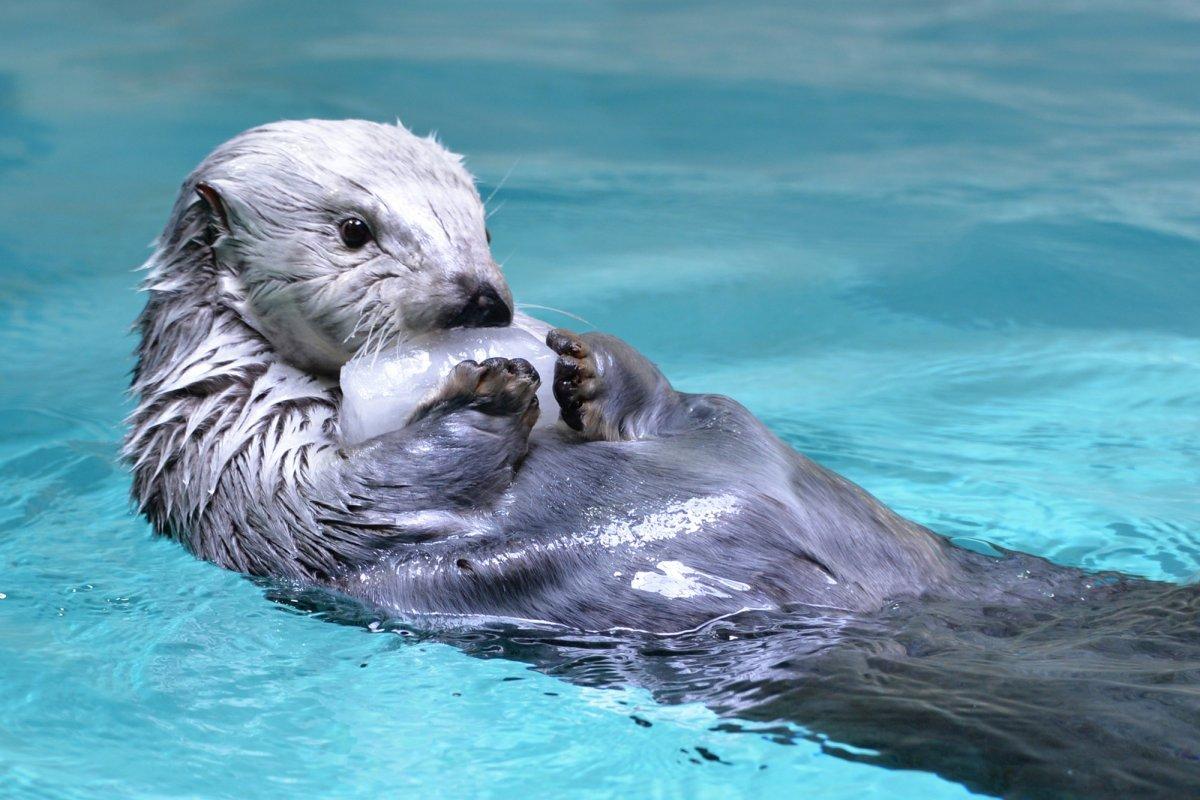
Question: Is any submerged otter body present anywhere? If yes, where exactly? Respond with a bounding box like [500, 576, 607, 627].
[125, 120, 1200, 797]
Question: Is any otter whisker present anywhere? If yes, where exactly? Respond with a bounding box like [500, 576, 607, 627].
[483, 158, 520, 209]
[516, 303, 595, 329]
[360, 314, 382, 363]
[370, 318, 395, 369]
[343, 309, 371, 345]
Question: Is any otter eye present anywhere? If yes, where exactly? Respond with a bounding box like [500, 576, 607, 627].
[485, 228, 492, 244]
[338, 217, 372, 249]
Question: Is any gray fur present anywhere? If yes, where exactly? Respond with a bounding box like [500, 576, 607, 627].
[125, 119, 1048, 627]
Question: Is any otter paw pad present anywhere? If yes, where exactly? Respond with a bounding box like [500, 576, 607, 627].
[547, 329, 602, 433]
[418, 357, 541, 423]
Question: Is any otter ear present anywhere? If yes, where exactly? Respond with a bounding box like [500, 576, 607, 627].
[195, 181, 232, 234]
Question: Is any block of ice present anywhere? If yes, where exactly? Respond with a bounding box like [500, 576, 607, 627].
[339, 314, 560, 445]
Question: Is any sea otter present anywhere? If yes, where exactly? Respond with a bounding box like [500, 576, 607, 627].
[124, 120, 1200, 797]
[124, 118, 994, 630]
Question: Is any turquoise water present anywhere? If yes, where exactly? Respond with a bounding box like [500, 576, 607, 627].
[2, 1, 1198, 797]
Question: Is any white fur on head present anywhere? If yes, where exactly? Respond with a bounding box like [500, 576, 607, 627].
[188, 119, 508, 375]
[123, 119, 505, 579]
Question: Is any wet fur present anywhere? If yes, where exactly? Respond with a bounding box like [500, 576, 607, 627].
[126, 120, 1200, 798]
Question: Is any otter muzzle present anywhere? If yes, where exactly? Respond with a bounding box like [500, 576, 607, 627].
[444, 284, 513, 329]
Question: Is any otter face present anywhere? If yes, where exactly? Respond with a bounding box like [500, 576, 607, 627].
[190, 119, 512, 376]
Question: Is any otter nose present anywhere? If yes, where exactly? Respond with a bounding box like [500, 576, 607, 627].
[446, 284, 512, 329]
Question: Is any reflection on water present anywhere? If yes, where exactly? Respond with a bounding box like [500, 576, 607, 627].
[279, 552, 1200, 798]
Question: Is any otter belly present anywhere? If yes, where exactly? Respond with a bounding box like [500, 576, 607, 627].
[340, 428, 968, 631]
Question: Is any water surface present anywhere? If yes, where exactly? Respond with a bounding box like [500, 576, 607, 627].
[1, 2, 1198, 797]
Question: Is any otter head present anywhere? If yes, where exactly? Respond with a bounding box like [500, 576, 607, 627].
[181, 119, 511, 376]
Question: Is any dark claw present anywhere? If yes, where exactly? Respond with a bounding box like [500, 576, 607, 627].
[553, 377, 575, 409]
[508, 357, 538, 381]
[559, 400, 583, 431]
[547, 329, 586, 358]
[555, 356, 582, 379]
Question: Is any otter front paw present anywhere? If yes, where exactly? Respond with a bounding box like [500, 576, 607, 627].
[411, 357, 540, 431]
[547, 329, 606, 438]
[547, 328, 680, 441]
